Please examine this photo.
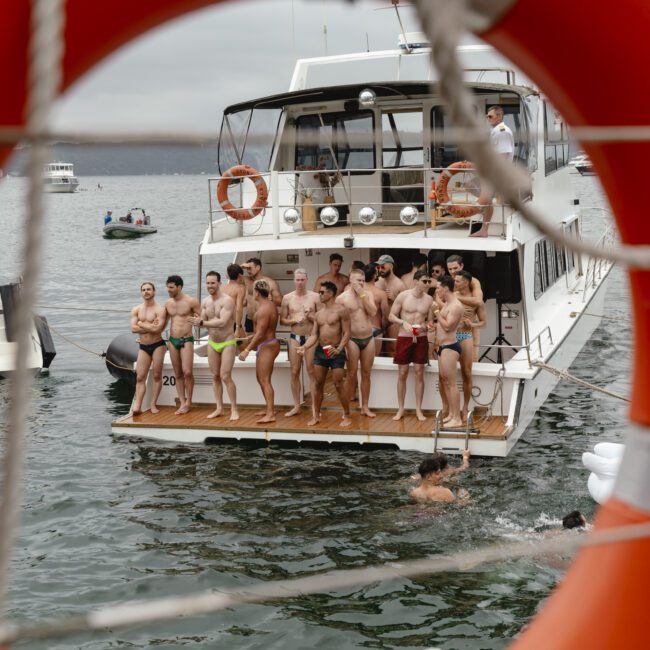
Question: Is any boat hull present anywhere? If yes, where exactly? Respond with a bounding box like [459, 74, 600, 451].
[110, 267, 610, 457]
[103, 223, 157, 238]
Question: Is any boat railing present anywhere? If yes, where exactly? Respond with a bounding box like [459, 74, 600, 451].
[206, 167, 512, 242]
[582, 219, 616, 302]
[473, 324, 553, 366]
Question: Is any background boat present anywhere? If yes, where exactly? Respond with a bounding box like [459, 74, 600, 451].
[43, 161, 79, 193]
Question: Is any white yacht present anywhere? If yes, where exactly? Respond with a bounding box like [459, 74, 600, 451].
[111, 37, 612, 457]
[43, 161, 79, 193]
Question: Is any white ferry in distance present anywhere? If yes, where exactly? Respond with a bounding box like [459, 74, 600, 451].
[43, 161, 79, 193]
[110, 33, 613, 457]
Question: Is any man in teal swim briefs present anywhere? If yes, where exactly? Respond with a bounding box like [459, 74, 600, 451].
[165, 274, 201, 415]
[190, 271, 239, 421]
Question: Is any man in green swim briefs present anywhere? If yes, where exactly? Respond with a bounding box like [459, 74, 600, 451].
[165, 275, 201, 415]
[190, 270, 239, 421]
[335, 268, 377, 418]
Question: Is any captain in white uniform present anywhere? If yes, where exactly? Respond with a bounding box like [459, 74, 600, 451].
[471, 105, 515, 237]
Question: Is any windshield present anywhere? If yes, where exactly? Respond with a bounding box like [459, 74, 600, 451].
[218, 108, 282, 174]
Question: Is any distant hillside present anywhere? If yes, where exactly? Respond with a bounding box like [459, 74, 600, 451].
[8, 143, 221, 176]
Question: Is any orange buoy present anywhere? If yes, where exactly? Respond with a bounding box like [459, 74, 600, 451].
[215, 164, 268, 220]
[435, 160, 484, 219]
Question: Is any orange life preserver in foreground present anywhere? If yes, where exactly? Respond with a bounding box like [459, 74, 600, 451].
[435, 160, 485, 219]
[216, 165, 268, 220]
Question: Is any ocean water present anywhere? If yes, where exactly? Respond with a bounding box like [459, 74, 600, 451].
[0, 173, 628, 649]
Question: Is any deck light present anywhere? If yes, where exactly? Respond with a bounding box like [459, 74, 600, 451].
[320, 205, 339, 226]
[358, 206, 377, 225]
[283, 207, 300, 226]
[358, 88, 376, 107]
[399, 205, 419, 225]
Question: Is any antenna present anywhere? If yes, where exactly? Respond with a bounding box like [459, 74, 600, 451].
[366, 32, 370, 52]
[373, 0, 416, 52]
[323, 22, 328, 56]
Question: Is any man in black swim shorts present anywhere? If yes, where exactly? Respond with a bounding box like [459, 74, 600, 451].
[298, 281, 351, 427]
[130, 282, 168, 416]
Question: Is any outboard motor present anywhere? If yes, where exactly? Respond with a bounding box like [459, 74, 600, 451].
[35, 315, 56, 368]
[105, 334, 138, 386]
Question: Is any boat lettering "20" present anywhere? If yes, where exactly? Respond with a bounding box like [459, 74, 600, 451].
[162, 376, 176, 386]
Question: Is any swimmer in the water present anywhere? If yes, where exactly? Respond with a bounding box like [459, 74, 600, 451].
[410, 450, 470, 502]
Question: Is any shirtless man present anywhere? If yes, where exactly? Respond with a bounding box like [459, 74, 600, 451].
[239, 280, 280, 423]
[401, 252, 429, 289]
[388, 270, 435, 422]
[313, 252, 349, 295]
[280, 268, 320, 417]
[376, 254, 407, 355]
[298, 281, 351, 427]
[130, 282, 167, 416]
[189, 271, 239, 421]
[455, 270, 486, 420]
[221, 263, 246, 340]
[242, 257, 282, 333]
[447, 255, 484, 361]
[165, 275, 201, 415]
[364, 263, 390, 355]
[336, 268, 377, 418]
[410, 450, 470, 502]
[434, 275, 465, 428]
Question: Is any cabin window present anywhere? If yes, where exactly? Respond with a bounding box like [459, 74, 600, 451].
[534, 236, 569, 299]
[544, 102, 570, 175]
[382, 110, 423, 168]
[431, 99, 529, 170]
[295, 111, 375, 172]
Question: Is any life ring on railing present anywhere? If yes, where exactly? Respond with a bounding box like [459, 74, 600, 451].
[435, 161, 485, 219]
[215, 164, 268, 221]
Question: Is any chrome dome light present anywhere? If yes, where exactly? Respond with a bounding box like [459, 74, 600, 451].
[320, 205, 340, 226]
[358, 88, 376, 107]
[283, 207, 301, 226]
[399, 205, 419, 225]
[358, 206, 377, 225]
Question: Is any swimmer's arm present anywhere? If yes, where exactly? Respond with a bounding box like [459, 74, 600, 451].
[445, 449, 471, 477]
[130, 307, 146, 334]
[456, 293, 483, 308]
[234, 288, 245, 333]
[270, 279, 283, 307]
[474, 303, 487, 329]
[360, 290, 377, 317]
[387, 294, 405, 326]
[438, 304, 462, 332]
[299, 320, 319, 352]
[338, 307, 351, 353]
[279, 296, 293, 326]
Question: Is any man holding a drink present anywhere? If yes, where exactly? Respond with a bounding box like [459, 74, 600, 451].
[388, 270, 436, 422]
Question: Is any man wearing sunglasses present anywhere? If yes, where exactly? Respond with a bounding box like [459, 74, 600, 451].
[298, 281, 351, 427]
[388, 270, 435, 422]
[376, 254, 406, 355]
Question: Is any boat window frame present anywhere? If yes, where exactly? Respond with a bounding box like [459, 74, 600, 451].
[533, 234, 569, 300]
[543, 100, 570, 176]
[293, 109, 376, 175]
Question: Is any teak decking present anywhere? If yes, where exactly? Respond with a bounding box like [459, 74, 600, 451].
[114, 405, 508, 440]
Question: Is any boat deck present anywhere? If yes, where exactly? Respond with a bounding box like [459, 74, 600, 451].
[112, 405, 508, 450]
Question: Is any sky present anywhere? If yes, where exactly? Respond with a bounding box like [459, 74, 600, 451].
[52, 0, 431, 136]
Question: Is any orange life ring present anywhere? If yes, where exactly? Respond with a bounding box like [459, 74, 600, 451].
[435, 161, 484, 219]
[216, 165, 268, 221]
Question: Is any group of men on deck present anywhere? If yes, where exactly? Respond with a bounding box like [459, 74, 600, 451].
[130, 252, 486, 429]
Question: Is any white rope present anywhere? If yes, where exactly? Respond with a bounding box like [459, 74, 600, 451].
[412, 0, 650, 270]
[0, 0, 65, 619]
[532, 360, 630, 403]
[1, 519, 650, 645]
